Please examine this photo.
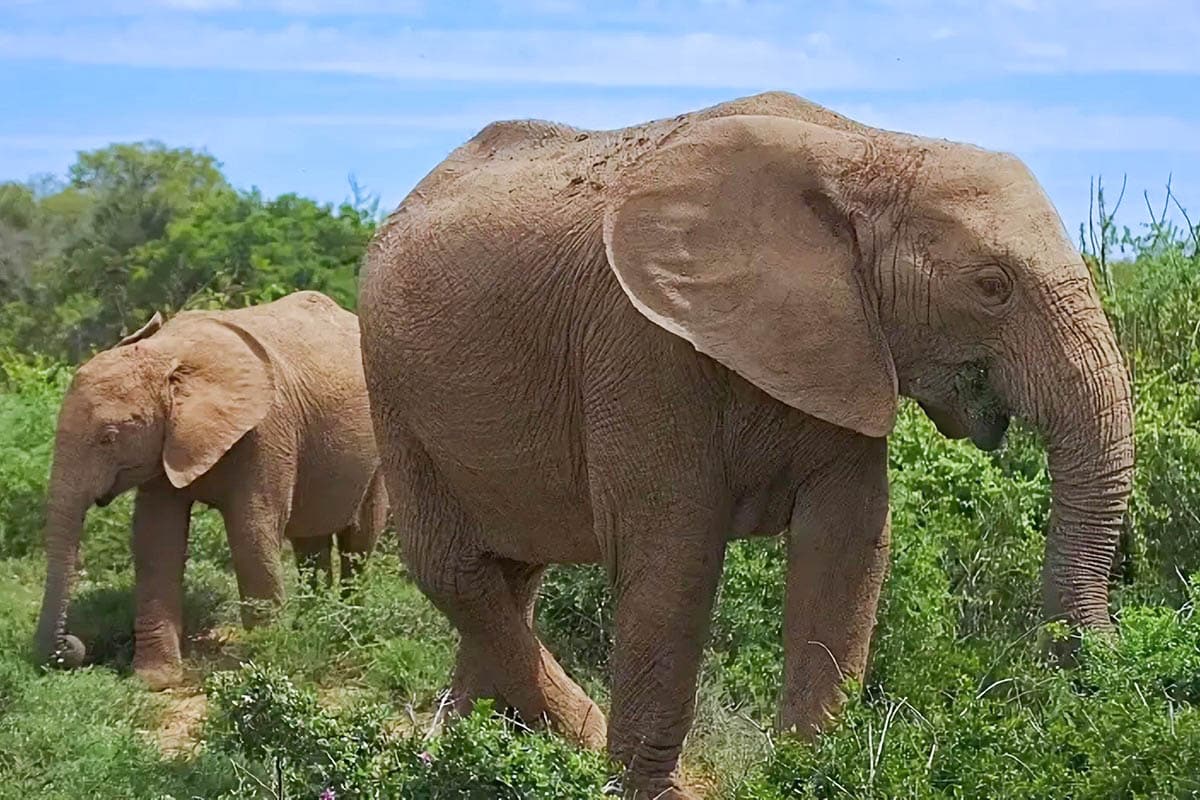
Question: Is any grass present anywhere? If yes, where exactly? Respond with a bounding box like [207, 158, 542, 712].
[0, 212, 1198, 798]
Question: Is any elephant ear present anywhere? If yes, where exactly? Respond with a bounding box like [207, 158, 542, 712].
[116, 311, 164, 347]
[603, 114, 897, 437]
[162, 320, 275, 488]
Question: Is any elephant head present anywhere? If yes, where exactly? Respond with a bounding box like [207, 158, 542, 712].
[34, 312, 275, 668]
[604, 113, 1133, 633]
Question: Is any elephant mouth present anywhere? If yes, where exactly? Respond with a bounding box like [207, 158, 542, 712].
[916, 362, 1009, 451]
[917, 401, 1009, 452]
[95, 482, 118, 508]
[968, 412, 1009, 451]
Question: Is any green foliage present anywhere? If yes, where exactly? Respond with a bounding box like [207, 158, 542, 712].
[233, 555, 456, 707]
[733, 593, 1200, 799]
[0, 561, 236, 799]
[539, 564, 613, 680]
[206, 663, 615, 799]
[0, 354, 69, 559]
[0, 142, 376, 361]
[129, 189, 375, 314]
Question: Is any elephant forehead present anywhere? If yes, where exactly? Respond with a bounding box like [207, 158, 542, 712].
[73, 352, 161, 404]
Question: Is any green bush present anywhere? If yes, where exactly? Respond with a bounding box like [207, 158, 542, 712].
[233, 555, 456, 703]
[0, 353, 70, 559]
[206, 662, 615, 800]
[733, 587, 1200, 799]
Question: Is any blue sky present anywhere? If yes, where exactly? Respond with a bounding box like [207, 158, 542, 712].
[2, 0, 1198, 239]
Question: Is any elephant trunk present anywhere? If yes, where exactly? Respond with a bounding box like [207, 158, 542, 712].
[33, 443, 92, 667]
[1014, 284, 1135, 632]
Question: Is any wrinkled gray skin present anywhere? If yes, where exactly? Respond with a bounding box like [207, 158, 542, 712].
[358, 93, 1134, 799]
[35, 291, 389, 689]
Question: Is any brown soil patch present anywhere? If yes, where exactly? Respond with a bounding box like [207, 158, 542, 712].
[153, 690, 209, 757]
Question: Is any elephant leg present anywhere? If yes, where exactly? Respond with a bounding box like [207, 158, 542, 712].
[447, 559, 546, 711]
[335, 523, 374, 596]
[334, 468, 389, 597]
[292, 535, 333, 592]
[387, 439, 605, 749]
[778, 435, 890, 738]
[427, 549, 605, 748]
[222, 496, 286, 629]
[605, 511, 727, 800]
[131, 483, 193, 690]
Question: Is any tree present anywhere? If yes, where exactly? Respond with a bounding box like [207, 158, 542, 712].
[47, 143, 228, 357]
[0, 142, 377, 361]
[127, 189, 376, 314]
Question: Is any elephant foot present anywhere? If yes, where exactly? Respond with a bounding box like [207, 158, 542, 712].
[776, 703, 834, 743]
[135, 662, 185, 691]
[445, 653, 608, 751]
[544, 686, 607, 750]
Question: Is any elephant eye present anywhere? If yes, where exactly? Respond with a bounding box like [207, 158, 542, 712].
[973, 268, 1013, 306]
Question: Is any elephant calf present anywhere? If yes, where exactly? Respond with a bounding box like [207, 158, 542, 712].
[34, 290, 389, 689]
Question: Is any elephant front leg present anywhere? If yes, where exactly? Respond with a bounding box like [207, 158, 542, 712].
[131, 485, 193, 690]
[607, 512, 728, 800]
[778, 436, 891, 737]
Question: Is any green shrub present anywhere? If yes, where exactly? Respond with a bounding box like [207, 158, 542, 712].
[206, 662, 615, 799]
[0, 353, 69, 560]
[539, 564, 612, 681]
[733, 587, 1200, 799]
[0, 561, 236, 799]
[233, 555, 456, 706]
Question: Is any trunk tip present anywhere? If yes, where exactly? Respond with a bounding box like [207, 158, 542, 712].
[36, 632, 86, 670]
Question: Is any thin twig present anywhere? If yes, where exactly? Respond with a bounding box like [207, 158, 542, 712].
[807, 639, 846, 683]
[1167, 185, 1199, 254]
[426, 688, 454, 742]
[1088, 176, 1099, 258]
[229, 756, 276, 797]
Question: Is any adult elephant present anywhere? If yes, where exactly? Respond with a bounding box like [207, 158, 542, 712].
[358, 92, 1133, 799]
[35, 290, 389, 690]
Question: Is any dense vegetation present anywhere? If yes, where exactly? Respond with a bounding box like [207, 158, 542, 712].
[0, 145, 1198, 798]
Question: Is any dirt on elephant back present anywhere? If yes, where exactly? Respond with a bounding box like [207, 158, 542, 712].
[151, 691, 208, 757]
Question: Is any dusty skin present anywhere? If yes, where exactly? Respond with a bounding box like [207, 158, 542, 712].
[359, 92, 1133, 798]
[34, 290, 389, 690]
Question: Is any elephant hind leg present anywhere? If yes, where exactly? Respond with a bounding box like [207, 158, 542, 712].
[292, 535, 333, 592]
[447, 559, 547, 710]
[335, 467, 390, 595]
[335, 524, 374, 595]
[425, 550, 606, 749]
[385, 439, 606, 749]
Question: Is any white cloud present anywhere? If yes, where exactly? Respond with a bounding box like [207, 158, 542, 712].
[2, 96, 1195, 230]
[0, 133, 155, 152]
[157, 0, 240, 10]
[0, 22, 882, 90]
[2, 1, 1199, 85]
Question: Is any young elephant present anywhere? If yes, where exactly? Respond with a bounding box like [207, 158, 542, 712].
[34, 290, 389, 689]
